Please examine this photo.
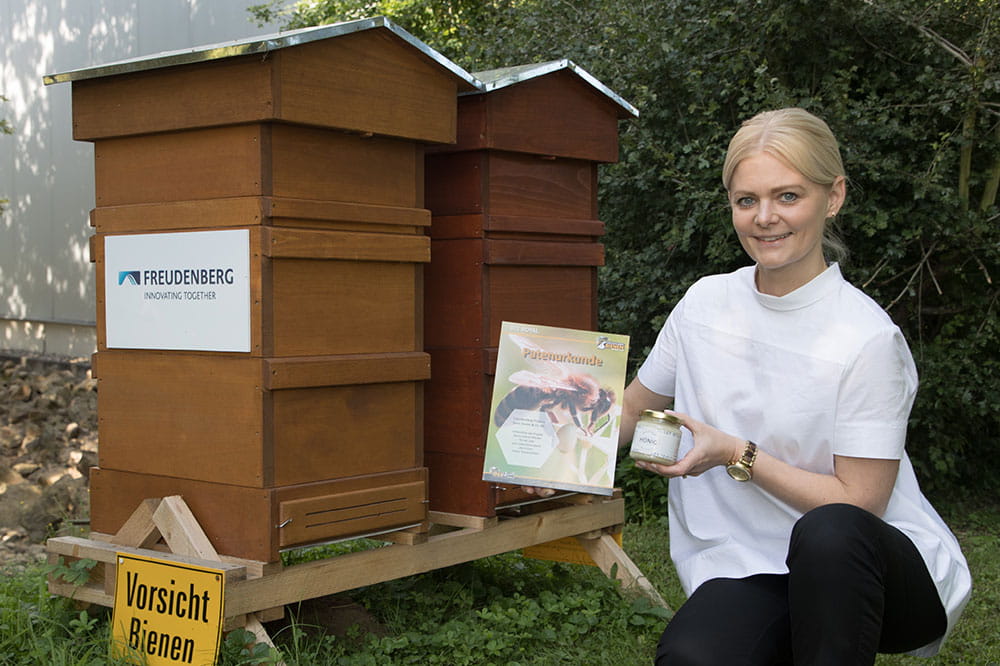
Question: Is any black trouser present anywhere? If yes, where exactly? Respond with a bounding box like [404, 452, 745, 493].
[655, 503, 947, 665]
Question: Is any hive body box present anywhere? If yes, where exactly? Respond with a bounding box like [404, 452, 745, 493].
[57, 20, 477, 562]
[423, 63, 637, 516]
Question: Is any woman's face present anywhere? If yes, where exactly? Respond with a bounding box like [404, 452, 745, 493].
[728, 151, 845, 296]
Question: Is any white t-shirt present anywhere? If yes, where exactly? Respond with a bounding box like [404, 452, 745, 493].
[636, 263, 971, 656]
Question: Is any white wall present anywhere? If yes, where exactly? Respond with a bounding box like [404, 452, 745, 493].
[0, 0, 281, 357]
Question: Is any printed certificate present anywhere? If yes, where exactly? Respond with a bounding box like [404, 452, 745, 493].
[483, 321, 630, 495]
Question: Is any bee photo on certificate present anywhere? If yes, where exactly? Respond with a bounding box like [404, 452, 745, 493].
[483, 321, 630, 495]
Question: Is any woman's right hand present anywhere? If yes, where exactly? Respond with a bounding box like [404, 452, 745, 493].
[521, 486, 557, 498]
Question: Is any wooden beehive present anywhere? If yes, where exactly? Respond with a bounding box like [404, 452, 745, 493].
[47, 18, 479, 562]
[423, 61, 637, 516]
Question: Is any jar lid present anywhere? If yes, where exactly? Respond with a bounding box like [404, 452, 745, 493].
[640, 409, 682, 426]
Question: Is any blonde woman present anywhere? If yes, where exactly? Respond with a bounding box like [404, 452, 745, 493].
[620, 108, 971, 664]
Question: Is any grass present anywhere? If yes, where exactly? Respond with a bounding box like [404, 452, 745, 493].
[2, 502, 996, 665]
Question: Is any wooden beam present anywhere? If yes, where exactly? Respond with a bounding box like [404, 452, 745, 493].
[110, 498, 163, 549]
[45, 536, 245, 580]
[224, 498, 624, 616]
[426, 511, 498, 530]
[577, 533, 671, 611]
[153, 495, 221, 560]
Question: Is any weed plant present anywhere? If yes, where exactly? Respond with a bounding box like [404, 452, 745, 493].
[0, 562, 132, 665]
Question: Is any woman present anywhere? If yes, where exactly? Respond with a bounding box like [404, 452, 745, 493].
[621, 108, 971, 664]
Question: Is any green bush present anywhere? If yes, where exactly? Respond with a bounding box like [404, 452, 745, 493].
[256, 0, 1000, 501]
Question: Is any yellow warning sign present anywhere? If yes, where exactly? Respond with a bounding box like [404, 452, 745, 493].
[110, 552, 225, 665]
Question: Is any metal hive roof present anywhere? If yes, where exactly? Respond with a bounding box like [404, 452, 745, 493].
[472, 59, 638, 118]
[43, 15, 479, 91]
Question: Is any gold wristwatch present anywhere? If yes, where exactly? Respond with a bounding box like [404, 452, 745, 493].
[726, 441, 758, 482]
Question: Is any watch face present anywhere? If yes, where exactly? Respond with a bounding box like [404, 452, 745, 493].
[727, 464, 751, 482]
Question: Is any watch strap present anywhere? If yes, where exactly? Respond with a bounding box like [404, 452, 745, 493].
[727, 440, 758, 481]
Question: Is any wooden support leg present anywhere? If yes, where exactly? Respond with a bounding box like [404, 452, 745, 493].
[244, 614, 280, 652]
[576, 533, 672, 613]
[107, 495, 286, 663]
[110, 498, 164, 549]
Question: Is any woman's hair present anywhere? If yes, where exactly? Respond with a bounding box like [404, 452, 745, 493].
[722, 107, 849, 264]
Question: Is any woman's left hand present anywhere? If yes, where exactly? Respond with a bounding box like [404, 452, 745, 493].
[633, 410, 744, 478]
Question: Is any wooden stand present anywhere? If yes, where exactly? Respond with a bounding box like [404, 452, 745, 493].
[46, 493, 667, 651]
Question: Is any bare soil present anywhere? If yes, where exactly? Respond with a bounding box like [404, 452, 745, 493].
[0, 353, 96, 568]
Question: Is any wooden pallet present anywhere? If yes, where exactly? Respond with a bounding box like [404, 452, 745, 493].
[46, 493, 667, 652]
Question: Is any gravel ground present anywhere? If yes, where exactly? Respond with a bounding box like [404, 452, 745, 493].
[0, 353, 96, 568]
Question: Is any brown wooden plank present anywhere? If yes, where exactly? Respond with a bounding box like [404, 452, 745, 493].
[429, 214, 486, 239]
[424, 448, 537, 516]
[263, 227, 430, 263]
[94, 124, 425, 208]
[268, 197, 430, 229]
[466, 69, 623, 163]
[277, 480, 426, 547]
[71, 54, 275, 141]
[485, 215, 605, 238]
[413, 259, 425, 360]
[275, 30, 459, 144]
[271, 381, 421, 486]
[590, 164, 600, 220]
[424, 348, 491, 456]
[423, 240, 486, 348]
[485, 347, 499, 375]
[95, 352, 268, 487]
[424, 151, 487, 215]
[486, 153, 596, 219]
[89, 468, 277, 562]
[274, 467, 426, 504]
[485, 265, 598, 347]
[250, 227, 269, 356]
[270, 124, 421, 206]
[91, 197, 267, 233]
[92, 236, 107, 349]
[270, 258, 419, 356]
[439, 93, 487, 156]
[264, 352, 430, 390]
[424, 451, 495, 516]
[483, 239, 604, 266]
[424, 239, 600, 348]
[271, 218, 426, 235]
[430, 214, 605, 241]
[94, 125, 266, 206]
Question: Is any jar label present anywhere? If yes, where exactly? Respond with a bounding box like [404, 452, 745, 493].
[629, 421, 681, 463]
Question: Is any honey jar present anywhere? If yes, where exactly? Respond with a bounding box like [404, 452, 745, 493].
[629, 409, 683, 465]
